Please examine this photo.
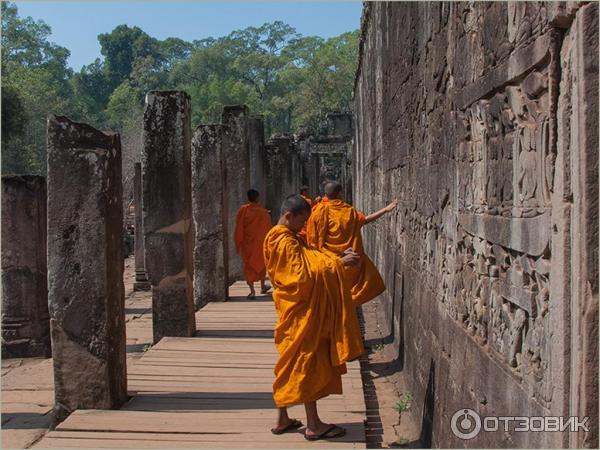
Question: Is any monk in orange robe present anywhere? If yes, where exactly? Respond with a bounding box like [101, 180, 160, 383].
[306, 181, 397, 306]
[264, 194, 364, 440]
[234, 189, 272, 298]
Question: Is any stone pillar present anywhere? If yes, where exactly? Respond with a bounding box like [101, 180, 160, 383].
[1, 175, 50, 358]
[248, 116, 267, 203]
[222, 105, 250, 281]
[191, 125, 229, 309]
[265, 143, 279, 222]
[133, 162, 150, 291]
[47, 115, 127, 416]
[142, 91, 195, 344]
[267, 135, 297, 221]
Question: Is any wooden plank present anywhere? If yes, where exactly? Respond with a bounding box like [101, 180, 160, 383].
[33, 293, 366, 449]
[36, 435, 363, 449]
[56, 410, 366, 434]
[41, 430, 365, 445]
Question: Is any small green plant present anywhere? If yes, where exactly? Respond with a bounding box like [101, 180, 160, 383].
[142, 344, 151, 352]
[394, 392, 413, 413]
[394, 392, 413, 428]
[371, 343, 385, 352]
[395, 437, 411, 447]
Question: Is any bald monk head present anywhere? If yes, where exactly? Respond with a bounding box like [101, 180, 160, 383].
[247, 189, 260, 203]
[279, 194, 311, 232]
[324, 181, 343, 200]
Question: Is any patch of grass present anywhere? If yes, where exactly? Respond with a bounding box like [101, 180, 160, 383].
[371, 343, 385, 352]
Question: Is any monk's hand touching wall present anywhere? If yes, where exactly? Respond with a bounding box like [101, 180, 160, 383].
[385, 198, 399, 212]
[365, 198, 399, 224]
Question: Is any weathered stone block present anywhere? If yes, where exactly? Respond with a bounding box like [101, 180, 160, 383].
[191, 124, 229, 309]
[47, 115, 127, 415]
[142, 91, 195, 343]
[1, 175, 50, 358]
[222, 105, 250, 281]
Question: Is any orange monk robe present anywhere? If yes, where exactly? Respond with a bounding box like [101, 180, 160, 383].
[306, 198, 385, 305]
[263, 225, 363, 407]
[234, 203, 272, 283]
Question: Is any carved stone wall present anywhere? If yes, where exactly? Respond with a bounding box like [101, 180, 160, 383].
[354, 2, 598, 447]
[1, 175, 50, 358]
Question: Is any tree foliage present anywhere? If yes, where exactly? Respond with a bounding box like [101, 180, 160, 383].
[1, 2, 72, 174]
[1, 2, 359, 175]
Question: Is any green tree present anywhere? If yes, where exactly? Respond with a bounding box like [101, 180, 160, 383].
[1, 85, 26, 145]
[1, 8, 360, 173]
[98, 24, 160, 92]
[70, 58, 111, 124]
[281, 31, 359, 131]
[169, 23, 358, 135]
[1, 2, 73, 174]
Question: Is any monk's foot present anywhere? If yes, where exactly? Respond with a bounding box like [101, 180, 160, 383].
[247, 292, 256, 299]
[261, 284, 272, 294]
[304, 424, 346, 441]
[271, 418, 303, 435]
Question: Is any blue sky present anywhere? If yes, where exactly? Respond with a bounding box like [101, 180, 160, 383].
[14, 1, 363, 70]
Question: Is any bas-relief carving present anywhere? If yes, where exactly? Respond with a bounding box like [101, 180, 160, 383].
[440, 29, 557, 401]
[357, 0, 562, 406]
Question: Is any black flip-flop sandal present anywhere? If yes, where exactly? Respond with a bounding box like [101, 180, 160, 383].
[304, 424, 346, 441]
[261, 285, 272, 294]
[271, 419, 303, 435]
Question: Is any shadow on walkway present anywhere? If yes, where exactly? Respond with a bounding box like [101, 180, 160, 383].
[125, 391, 276, 411]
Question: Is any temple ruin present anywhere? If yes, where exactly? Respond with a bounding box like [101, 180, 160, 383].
[1, 3, 597, 446]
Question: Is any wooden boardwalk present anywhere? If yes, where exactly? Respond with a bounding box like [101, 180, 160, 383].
[34, 283, 366, 448]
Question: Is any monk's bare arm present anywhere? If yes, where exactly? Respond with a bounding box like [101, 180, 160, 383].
[364, 198, 398, 224]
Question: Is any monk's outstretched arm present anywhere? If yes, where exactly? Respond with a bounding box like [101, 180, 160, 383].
[364, 199, 398, 224]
